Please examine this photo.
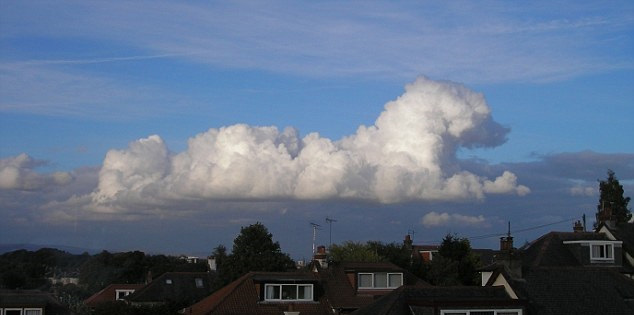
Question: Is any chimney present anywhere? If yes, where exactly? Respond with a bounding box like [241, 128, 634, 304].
[500, 236, 514, 251]
[207, 256, 217, 272]
[313, 245, 328, 269]
[404, 234, 413, 251]
[573, 220, 584, 232]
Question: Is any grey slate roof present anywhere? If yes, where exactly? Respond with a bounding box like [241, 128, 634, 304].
[125, 272, 215, 305]
[513, 267, 634, 315]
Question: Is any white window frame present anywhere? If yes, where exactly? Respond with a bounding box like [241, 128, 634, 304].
[115, 289, 136, 300]
[263, 283, 314, 301]
[563, 240, 620, 262]
[358, 272, 403, 289]
[23, 309, 43, 315]
[440, 309, 522, 315]
[590, 243, 614, 260]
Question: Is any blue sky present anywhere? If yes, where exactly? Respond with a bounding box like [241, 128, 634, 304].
[1, 1, 633, 259]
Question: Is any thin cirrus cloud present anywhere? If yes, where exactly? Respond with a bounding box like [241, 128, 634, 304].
[2, 1, 632, 84]
[39, 77, 530, 218]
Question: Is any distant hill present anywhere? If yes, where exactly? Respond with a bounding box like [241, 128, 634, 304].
[0, 243, 100, 255]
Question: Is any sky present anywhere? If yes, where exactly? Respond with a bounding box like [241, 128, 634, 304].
[1, 1, 633, 260]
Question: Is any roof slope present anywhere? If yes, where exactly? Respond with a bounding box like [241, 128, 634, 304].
[185, 271, 331, 315]
[84, 283, 145, 307]
[522, 232, 610, 267]
[515, 267, 634, 315]
[352, 285, 517, 315]
[126, 272, 215, 305]
[602, 222, 634, 255]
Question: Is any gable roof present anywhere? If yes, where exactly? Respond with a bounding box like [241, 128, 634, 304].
[510, 267, 634, 315]
[352, 285, 522, 315]
[600, 222, 634, 255]
[125, 272, 215, 305]
[84, 283, 145, 307]
[185, 271, 331, 315]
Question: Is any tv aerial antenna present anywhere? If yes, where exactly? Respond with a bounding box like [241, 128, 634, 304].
[310, 222, 322, 255]
[326, 217, 337, 248]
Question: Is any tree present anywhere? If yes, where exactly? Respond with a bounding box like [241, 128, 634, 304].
[222, 223, 295, 283]
[596, 169, 632, 226]
[416, 234, 480, 286]
[329, 241, 382, 263]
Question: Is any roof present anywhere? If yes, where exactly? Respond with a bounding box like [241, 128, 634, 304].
[0, 290, 69, 315]
[84, 283, 145, 307]
[319, 261, 428, 311]
[125, 272, 215, 305]
[521, 231, 612, 267]
[185, 271, 330, 315]
[352, 285, 522, 315]
[511, 267, 634, 315]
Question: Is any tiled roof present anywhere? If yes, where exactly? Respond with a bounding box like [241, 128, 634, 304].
[185, 271, 331, 315]
[514, 267, 634, 315]
[84, 283, 145, 307]
[0, 290, 69, 315]
[352, 285, 522, 315]
[521, 231, 611, 267]
[125, 272, 215, 305]
[319, 261, 428, 311]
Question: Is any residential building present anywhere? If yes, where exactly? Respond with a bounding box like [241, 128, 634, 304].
[0, 290, 69, 315]
[84, 283, 145, 308]
[124, 272, 216, 307]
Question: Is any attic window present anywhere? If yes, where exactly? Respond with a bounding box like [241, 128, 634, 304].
[195, 278, 204, 288]
[591, 243, 614, 260]
[358, 272, 403, 289]
[264, 284, 313, 301]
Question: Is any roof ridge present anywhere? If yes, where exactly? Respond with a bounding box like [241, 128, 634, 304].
[187, 272, 253, 314]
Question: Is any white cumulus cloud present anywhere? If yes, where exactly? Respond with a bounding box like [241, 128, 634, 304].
[65, 77, 529, 214]
[0, 153, 72, 190]
[421, 211, 487, 227]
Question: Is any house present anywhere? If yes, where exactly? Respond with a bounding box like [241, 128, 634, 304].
[0, 290, 69, 315]
[480, 225, 634, 314]
[185, 256, 425, 315]
[597, 221, 634, 275]
[185, 271, 331, 315]
[124, 272, 216, 307]
[84, 283, 145, 308]
[351, 285, 525, 315]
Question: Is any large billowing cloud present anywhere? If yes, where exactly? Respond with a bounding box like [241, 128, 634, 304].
[79, 77, 528, 214]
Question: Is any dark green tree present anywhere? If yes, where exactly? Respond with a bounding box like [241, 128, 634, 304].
[328, 241, 381, 263]
[596, 169, 632, 226]
[415, 234, 480, 286]
[222, 222, 295, 283]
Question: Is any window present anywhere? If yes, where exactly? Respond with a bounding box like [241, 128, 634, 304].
[115, 289, 135, 300]
[358, 272, 403, 289]
[24, 310, 42, 315]
[591, 243, 614, 260]
[165, 279, 173, 284]
[195, 278, 204, 288]
[5, 310, 22, 315]
[264, 284, 313, 301]
[441, 310, 521, 315]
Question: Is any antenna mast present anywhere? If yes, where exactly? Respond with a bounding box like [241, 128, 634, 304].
[326, 217, 337, 249]
[310, 222, 322, 255]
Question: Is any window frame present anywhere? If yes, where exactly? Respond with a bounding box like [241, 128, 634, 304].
[115, 289, 136, 300]
[357, 272, 403, 289]
[590, 243, 614, 261]
[23, 309, 43, 315]
[263, 283, 314, 302]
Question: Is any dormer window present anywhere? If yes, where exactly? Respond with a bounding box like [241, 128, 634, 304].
[264, 284, 313, 301]
[591, 243, 614, 260]
[358, 272, 403, 289]
[115, 289, 135, 300]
